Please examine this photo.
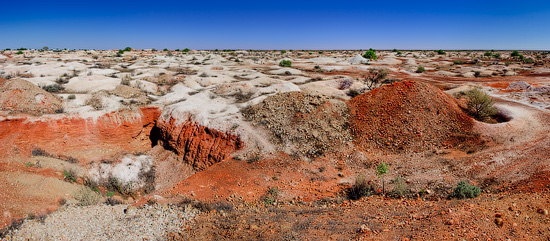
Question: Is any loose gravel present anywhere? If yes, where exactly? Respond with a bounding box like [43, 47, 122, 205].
[5, 203, 197, 240]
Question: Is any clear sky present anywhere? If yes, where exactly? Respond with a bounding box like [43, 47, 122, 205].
[1, 0, 549, 50]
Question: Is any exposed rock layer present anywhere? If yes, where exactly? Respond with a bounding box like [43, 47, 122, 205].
[154, 116, 243, 171]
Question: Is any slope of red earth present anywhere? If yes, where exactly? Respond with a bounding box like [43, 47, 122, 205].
[347, 81, 480, 153]
[0, 107, 161, 162]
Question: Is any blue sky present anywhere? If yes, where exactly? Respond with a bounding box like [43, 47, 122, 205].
[1, 0, 549, 50]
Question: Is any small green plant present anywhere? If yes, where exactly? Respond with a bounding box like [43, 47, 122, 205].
[451, 181, 480, 199]
[68, 94, 76, 100]
[376, 162, 389, 193]
[106, 191, 115, 197]
[279, 60, 292, 67]
[63, 169, 77, 183]
[416, 66, 426, 73]
[392, 49, 398, 52]
[25, 162, 35, 167]
[435, 49, 446, 55]
[16, 50, 23, 55]
[465, 87, 497, 121]
[264, 187, 279, 205]
[362, 48, 378, 61]
[42, 84, 65, 93]
[280, 50, 287, 54]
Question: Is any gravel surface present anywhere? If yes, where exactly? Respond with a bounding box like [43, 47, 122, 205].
[5, 203, 197, 240]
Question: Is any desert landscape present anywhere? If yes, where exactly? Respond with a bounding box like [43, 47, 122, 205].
[0, 48, 548, 240]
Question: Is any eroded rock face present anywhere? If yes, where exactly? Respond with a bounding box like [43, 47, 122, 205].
[0, 107, 161, 161]
[154, 115, 243, 171]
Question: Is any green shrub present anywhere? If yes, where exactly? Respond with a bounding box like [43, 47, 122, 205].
[16, 50, 24, 55]
[68, 94, 76, 100]
[392, 49, 398, 52]
[279, 60, 292, 67]
[416, 66, 426, 73]
[106, 191, 115, 197]
[182, 48, 190, 53]
[63, 169, 77, 183]
[264, 187, 279, 205]
[348, 175, 372, 200]
[362, 48, 377, 60]
[435, 49, 446, 55]
[453, 60, 464, 65]
[465, 87, 497, 120]
[42, 84, 65, 93]
[280, 50, 287, 54]
[451, 181, 480, 199]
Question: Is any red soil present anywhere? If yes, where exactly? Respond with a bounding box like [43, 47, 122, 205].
[347, 81, 477, 152]
[0, 107, 161, 162]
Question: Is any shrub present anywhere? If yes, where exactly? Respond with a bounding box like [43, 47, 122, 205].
[121, 74, 131, 85]
[362, 68, 389, 90]
[279, 60, 292, 67]
[465, 87, 497, 120]
[123, 47, 132, 52]
[263, 187, 279, 205]
[16, 50, 23, 55]
[392, 49, 398, 52]
[451, 181, 480, 199]
[416, 66, 425, 73]
[42, 84, 65, 93]
[348, 175, 372, 200]
[362, 48, 377, 60]
[391, 176, 408, 198]
[435, 49, 446, 55]
[68, 94, 76, 100]
[280, 50, 287, 54]
[346, 89, 361, 98]
[182, 48, 190, 53]
[74, 187, 101, 206]
[511, 50, 520, 57]
[453, 60, 464, 65]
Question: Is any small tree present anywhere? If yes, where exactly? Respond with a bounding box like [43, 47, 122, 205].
[376, 162, 389, 193]
[362, 68, 389, 90]
[43, 46, 49, 51]
[416, 66, 425, 73]
[363, 48, 378, 61]
[182, 48, 190, 53]
[466, 87, 497, 120]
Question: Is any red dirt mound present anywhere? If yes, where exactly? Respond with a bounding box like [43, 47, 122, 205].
[0, 79, 63, 115]
[348, 81, 477, 152]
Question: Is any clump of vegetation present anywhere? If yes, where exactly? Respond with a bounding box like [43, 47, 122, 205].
[63, 169, 77, 183]
[42, 84, 65, 93]
[16, 50, 24, 55]
[451, 181, 481, 199]
[74, 187, 101, 206]
[121, 74, 132, 85]
[453, 60, 464, 65]
[279, 60, 292, 67]
[416, 66, 426, 73]
[362, 48, 377, 61]
[465, 87, 497, 121]
[362, 68, 389, 90]
[391, 176, 408, 198]
[376, 162, 389, 193]
[435, 49, 446, 55]
[280, 50, 287, 54]
[348, 175, 372, 200]
[264, 187, 279, 205]
[68, 94, 76, 100]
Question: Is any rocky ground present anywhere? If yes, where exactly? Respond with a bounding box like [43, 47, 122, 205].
[1, 49, 550, 240]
